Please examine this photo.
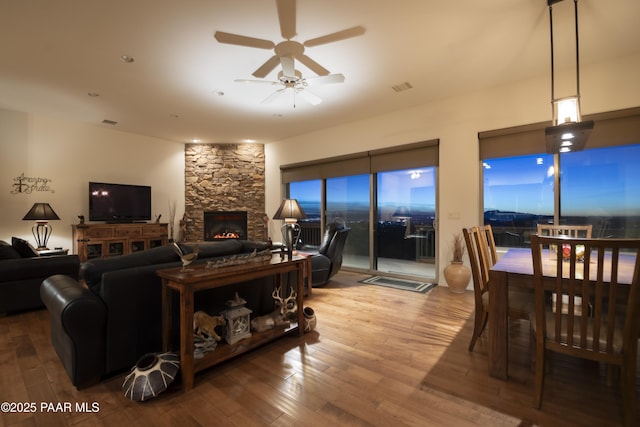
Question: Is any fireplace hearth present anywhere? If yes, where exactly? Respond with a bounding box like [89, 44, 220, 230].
[204, 211, 248, 241]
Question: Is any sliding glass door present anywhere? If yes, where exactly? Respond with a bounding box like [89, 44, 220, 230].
[283, 139, 439, 280]
[326, 175, 370, 270]
[288, 168, 437, 280]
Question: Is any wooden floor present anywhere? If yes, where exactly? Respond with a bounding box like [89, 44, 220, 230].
[1, 271, 638, 426]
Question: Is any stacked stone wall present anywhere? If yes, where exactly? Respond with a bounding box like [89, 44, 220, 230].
[184, 144, 266, 242]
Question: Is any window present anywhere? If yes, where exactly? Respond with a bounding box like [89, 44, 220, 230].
[281, 140, 439, 280]
[376, 168, 436, 275]
[480, 107, 640, 246]
[289, 180, 321, 247]
[483, 154, 553, 246]
[327, 175, 370, 270]
[560, 144, 640, 238]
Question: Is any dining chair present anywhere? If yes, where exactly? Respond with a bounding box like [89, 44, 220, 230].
[481, 224, 498, 266]
[536, 224, 593, 238]
[537, 224, 593, 314]
[530, 235, 640, 426]
[464, 226, 533, 352]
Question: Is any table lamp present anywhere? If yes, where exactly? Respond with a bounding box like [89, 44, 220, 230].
[22, 202, 60, 249]
[273, 199, 306, 259]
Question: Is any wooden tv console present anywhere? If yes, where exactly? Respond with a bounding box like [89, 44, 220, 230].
[72, 223, 169, 262]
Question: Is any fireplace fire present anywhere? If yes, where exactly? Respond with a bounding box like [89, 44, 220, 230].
[204, 211, 248, 241]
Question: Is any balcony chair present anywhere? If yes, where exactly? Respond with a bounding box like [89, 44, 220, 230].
[464, 226, 533, 352]
[530, 235, 640, 426]
[299, 223, 350, 287]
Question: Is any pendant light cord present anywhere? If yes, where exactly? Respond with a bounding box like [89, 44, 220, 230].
[548, 0, 581, 118]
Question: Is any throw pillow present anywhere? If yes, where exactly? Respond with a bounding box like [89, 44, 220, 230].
[0, 240, 22, 260]
[12, 237, 39, 258]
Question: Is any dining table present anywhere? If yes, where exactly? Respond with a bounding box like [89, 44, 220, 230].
[488, 246, 637, 380]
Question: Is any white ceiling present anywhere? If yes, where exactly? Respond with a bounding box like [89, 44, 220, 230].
[0, 0, 638, 144]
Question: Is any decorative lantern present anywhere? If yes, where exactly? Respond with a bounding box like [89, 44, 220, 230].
[221, 293, 252, 345]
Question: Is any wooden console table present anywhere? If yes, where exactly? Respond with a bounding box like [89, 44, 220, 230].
[157, 254, 305, 391]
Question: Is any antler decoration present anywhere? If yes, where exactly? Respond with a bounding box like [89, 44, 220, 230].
[272, 285, 297, 318]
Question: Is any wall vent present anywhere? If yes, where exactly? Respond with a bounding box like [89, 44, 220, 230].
[392, 82, 413, 93]
[102, 119, 118, 126]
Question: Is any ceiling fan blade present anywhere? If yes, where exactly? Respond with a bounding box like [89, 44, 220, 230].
[253, 56, 281, 78]
[276, 0, 296, 40]
[303, 26, 365, 47]
[297, 55, 330, 76]
[299, 89, 322, 106]
[305, 73, 345, 86]
[280, 56, 295, 77]
[234, 79, 280, 86]
[214, 31, 275, 49]
[261, 88, 288, 104]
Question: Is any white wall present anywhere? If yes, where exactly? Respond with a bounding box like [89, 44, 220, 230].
[265, 52, 640, 287]
[0, 110, 185, 250]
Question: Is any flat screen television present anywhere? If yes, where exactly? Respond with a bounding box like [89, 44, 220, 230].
[89, 182, 152, 222]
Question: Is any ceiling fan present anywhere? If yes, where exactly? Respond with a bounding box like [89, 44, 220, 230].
[214, 0, 365, 79]
[236, 71, 345, 106]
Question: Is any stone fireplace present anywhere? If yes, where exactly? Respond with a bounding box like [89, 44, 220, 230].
[204, 211, 248, 241]
[183, 143, 266, 242]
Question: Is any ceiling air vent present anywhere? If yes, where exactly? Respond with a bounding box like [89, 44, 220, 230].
[102, 119, 118, 126]
[392, 82, 413, 93]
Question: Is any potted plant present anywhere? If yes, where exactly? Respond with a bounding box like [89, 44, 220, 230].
[443, 233, 471, 293]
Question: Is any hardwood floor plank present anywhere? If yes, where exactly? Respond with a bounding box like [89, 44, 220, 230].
[1, 270, 638, 426]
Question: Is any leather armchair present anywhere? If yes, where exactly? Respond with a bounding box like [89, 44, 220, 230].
[300, 223, 350, 287]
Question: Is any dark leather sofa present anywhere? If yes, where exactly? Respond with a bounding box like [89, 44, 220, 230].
[40, 240, 282, 388]
[300, 223, 350, 287]
[0, 239, 80, 314]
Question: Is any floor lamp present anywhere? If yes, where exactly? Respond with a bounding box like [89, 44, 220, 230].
[273, 199, 307, 260]
[22, 202, 60, 249]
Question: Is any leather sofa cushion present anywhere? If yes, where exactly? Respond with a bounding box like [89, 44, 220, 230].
[82, 245, 180, 291]
[81, 240, 262, 292]
[12, 237, 39, 258]
[0, 240, 21, 260]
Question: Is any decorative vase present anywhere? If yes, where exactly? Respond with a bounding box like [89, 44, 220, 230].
[443, 261, 471, 293]
[303, 307, 317, 333]
[122, 352, 180, 402]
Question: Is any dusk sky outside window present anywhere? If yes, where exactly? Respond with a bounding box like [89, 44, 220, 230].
[560, 144, 640, 216]
[290, 169, 437, 220]
[290, 180, 321, 220]
[484, 154, 554, 216]
[484, 143, 640, 242]
[484, 145, 640, 217]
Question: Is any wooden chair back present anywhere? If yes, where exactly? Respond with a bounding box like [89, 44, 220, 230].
[481, 224, 498, 266]
[529, 235, 640, 425]
[463, 227, 488, 297]
[536, 224, 593, 238]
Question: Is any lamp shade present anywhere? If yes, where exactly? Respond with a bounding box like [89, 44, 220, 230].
[23, 203, 60, 221]
[273, 199, 306, 221]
